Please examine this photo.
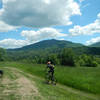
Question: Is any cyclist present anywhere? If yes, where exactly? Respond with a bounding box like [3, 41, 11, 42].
[46, 61, 55, 83]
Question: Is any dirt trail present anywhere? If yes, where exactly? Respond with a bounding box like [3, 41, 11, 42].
[0, 67, 43, 100]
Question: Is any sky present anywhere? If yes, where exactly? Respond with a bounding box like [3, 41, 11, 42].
[0, 0, 100, 49]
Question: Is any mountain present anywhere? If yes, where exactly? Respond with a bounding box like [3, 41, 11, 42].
[8, 39, 84, 51]
[6, 39, 100, 61]
[7, 39, 100, 56]
[90, 42, 100, 47]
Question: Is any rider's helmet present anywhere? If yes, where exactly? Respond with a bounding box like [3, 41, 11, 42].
[47, 61, 51, 64]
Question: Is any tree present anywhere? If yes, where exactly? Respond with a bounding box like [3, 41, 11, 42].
[60, 48, 75, 66]
[0, 48, 6, 61]
[47, 54, 60, 65]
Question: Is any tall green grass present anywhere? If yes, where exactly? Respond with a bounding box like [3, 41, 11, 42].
[0, 62, 100, 95]
[55, 66, 100, 95]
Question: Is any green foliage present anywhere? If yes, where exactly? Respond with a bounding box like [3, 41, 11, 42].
[47, 54, 60, 65]
[5, 40, 100, 67]
[60, 48, 75, 66]
[76, 54, 98, 67]
[91, 61, 98, 67]
[95, 57, 100, 64]
[7, 47, 99, 67]
[0, 48, 6, 61]
[90, 42, 100, 47]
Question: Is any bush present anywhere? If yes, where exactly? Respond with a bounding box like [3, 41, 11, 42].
[77, 54, 98, 67]
[91, 61, 98, 67]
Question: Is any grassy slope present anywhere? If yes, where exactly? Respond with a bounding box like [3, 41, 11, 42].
[0, 62, 100, 99]
[0, 67, 99, 100]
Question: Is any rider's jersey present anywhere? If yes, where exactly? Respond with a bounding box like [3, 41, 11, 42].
[47, 64, 54, 72]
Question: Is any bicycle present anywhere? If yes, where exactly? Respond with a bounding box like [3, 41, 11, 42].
[45, 68, 57, 85]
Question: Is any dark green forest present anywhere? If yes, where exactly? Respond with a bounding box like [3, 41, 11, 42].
[0, 39, 100, 67]
[0, 48, 6, 61]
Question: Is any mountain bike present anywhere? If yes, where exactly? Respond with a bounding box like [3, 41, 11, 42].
[45, 68, 57, 85]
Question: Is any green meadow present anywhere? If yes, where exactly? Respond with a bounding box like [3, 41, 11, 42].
[0, 62, 100, 95]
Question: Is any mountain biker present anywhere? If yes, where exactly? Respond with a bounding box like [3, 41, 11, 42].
[46, 61, 55, 82]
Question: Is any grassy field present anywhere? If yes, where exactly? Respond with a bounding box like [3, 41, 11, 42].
[0, 61, 100, 96]
[1, 67, 98, 100]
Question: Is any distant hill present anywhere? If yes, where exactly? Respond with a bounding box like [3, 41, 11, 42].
[8, 39, 84, 51]
[6, 39, 100, 61]
[90, 42, 100, 47]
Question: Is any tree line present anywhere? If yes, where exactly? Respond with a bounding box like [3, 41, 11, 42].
[0, 47, 99, 67]
[32, 48, 98, 67]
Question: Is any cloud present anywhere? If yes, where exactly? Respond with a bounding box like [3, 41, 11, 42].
[21, 28, 67, 43]
[69, 13, 100, 36]
[86, 37, 100, 45]
[0, 39, 28, 49]
[0, 0, 81, 28]
[0, 20, 17, 32]
[0, 28, 67, 48]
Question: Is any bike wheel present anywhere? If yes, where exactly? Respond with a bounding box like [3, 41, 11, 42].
[51, 76, 57, 85]
[45, 72, 50, 84]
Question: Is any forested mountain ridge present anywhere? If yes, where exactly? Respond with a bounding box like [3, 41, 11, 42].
[90, 42, 100, 47]
[7, 39, 84, 51]
[1, 39, 100, 66]
[7, 39, 100, 56]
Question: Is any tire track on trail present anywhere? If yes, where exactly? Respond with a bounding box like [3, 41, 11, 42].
[0, 67, 44, 100]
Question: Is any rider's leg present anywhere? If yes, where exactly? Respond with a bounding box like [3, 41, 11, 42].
[51, 71, 54, 82]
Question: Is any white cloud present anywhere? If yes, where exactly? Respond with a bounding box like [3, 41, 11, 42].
[97, 13, 100, 18]
[0, 39, 29, 49]
[21, 28, 67, 43]
[86, 37, 100, 45]
[69, 13, 100, 36]
[0, 20, 17, 32]
[0, 0, 81, 28]
[0, 28, 67, 48]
